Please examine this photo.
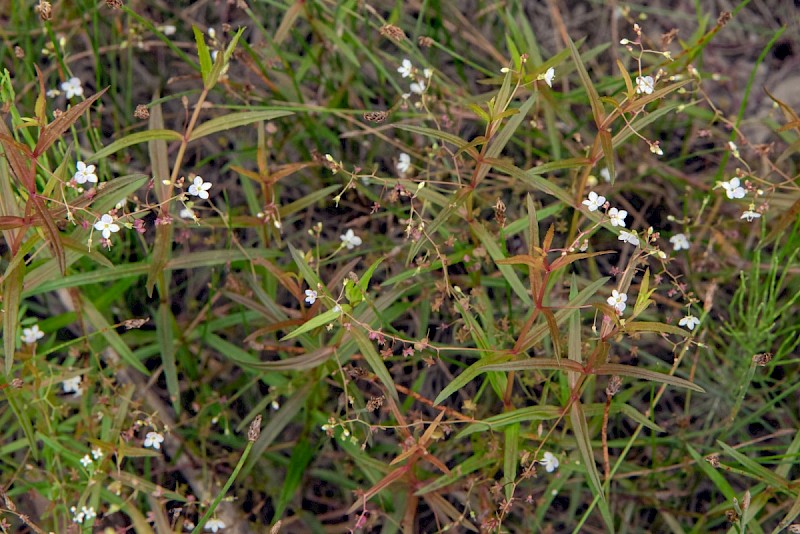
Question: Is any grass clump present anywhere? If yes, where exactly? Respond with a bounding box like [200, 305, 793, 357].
[1, 1, 799, 532]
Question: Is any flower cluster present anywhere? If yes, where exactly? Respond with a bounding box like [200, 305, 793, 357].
[71, 505, 96, 524]
[397, 58, 433, 98]
[582, 191, 628, 228]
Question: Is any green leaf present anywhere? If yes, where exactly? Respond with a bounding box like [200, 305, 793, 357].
[503, 423, 520, 501]
[593, 363, 704, 392]
[566, 34, 604, 128]
[717, 440, 789, 490]
[470, 221, 531, 305]
[274, 439, 315, 519]
[206, 27, 245, 89]
[2, 260, 24, 373]
[156, 303, 180, 415]
[91, 130, 182, 161]
[189, 110, 294, 141]
[457, 406, 562, 438]
[193, 26, 213, 85]
[280, 307, 342, 341]
[351, 327, 398, 402]
[81, 297, 149, 374]
[415, 454, 495, 496]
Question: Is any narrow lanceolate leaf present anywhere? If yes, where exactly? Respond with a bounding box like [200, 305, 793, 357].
[193, 26, 213, 85]
[156, 303, 180, 415]
[90, 130, 182, 161]
[415, 454, 495, 496]
[592, 363, 704, 392]
[3, 260, 25, 374]
[566, 34, 604, 128]
[456, 406, 562, 438]
[33, 88, 108, 157]
[188, 110, 294, 141]
[351, 327, 399, 402]
[716, 440, 789, 490]
[31, 195, 66, 274]
[503, 423, 520, 501]
[280, 307, 342, 341]
[470, 221, 531, 305]
[570, 401, 616, 532]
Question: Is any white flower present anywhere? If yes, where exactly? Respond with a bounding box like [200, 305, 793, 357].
[720, 177, 745, 199]
[541, 451, 559, 473]
[271, 400, 280, 410]
[205, 518, 226, 532]
[61, 77, 84, 99]
[80, 454, 93, 467]
[618, 230, 640, 246]
[669, 233, 690, 251]
[82, 507, 96, 521]
[94, 214, 120, 239]
[410, 81, 426, 94]
[423, 68, 433, 78]
[144, 431, 164, 450]
[46, 88, 61, 98]
[333, 305, 342, 314]
[607, 207, 627, 227]
[340, 229, 362, 250]
[397, 59, 413, 78]
[741, 209, 761, 222]
[21, 324, 45, 344]
[159, 24, 177, 36]
[188, 176, 212, 200]
[71, 506, 85, 524]
[543, 67, 555, 88]
[582, 191, 606, 212]
[62, 376, 83, 396]
[304, 289, 317, 305]
[728, 141, 740, 158]
[600, 168, 612, 182]
[92, 448, 103, 460]
[607, 290, 627, 314]
[635, 75, 654, 95]
[679, 314, 700, 331]
[73, 161, 98, 184]
[180, 207, 195, 219]
[396, 153, 411, 174]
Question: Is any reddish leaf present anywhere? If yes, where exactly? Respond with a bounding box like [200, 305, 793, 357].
[33, 87, 108, 158]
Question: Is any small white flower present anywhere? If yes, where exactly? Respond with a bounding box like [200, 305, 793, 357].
[333, 305, 342, 314]
[21, 324, 45, 344]
[635, 75, 654, 95]
[340, 229, 362, 250]
[720, 177, 745, 199]
[73, 161, 98, 184]
[600, 168, 612, 182]
[80, 454, 93, 467]
[71, 506, 85, 524]
[397, 59, 413, 78]
[728, 141, 740, 158]
[271, 400, 280, 410]
[180, 208, 195, 219]
[188, 176, 212, 199]
[679, 314, 700, 331]
[94, 214, 120, 239]
[618, 230, 640, 246]
[396, 153, 411, 174]
[115, 198, 127, 210]
[205, 518, 226, 532]
[541, 451, 559, 473]
[159, 24, 177, 36]
[423, 68, 433, 78]
[62, 376, 83, 396]
[410, 81, 426, 94]
[61, 77, 84, 99]
[543, 67, 555, 88]
[144, 431, 164, 450]
[669, 233, 690, 251]
[304, 289, 317, 305]
[649, 142, 664, 156]
[607, 290, 627, 314]
[582, 191, 606, 212]
[607, 207, 627, 227]
[83, 506, 96, 521]
[741, 208, 761, 222]
[92, 448, 103, 460]
[46, 88, 61, 98]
